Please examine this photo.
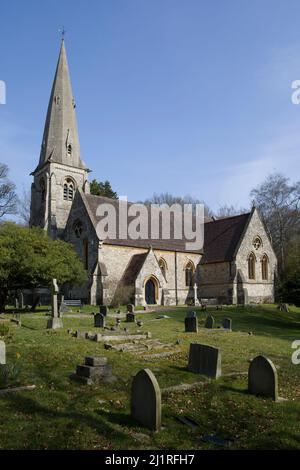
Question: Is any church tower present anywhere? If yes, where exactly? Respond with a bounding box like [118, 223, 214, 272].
[30, 40, 90, 238]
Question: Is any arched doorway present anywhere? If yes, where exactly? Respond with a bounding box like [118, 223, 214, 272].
[145, 278, 156, 305]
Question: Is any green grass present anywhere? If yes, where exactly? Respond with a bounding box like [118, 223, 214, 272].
[0, 304, 299, 450]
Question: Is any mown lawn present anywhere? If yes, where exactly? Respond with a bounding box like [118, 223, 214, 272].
[0, 304, 299, 450]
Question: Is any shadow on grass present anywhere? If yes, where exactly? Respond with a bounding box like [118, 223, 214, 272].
[2, 392, 133, 449]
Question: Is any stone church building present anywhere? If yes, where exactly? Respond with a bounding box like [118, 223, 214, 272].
[30, 41, 277, 306]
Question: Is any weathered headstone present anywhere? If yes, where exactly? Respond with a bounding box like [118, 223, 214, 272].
[186, 311, 197, 318]
[131, 369, 161, 431]
[188, 343, 221, 378]
[205, 315, 214, 329]
[99, 305, 109, 316]
[127, 304, 135, 313]
[94, 313, 105, 328]
[126, 313, 135, 323]
[248, 355, 278, 401]
[47, 279, 63, 329]
[0, 340, 6, 364]
[185, 313, 198, 333]
[222, 318, 232, 330]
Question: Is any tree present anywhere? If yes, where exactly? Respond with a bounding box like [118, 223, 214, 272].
[0, 163, 18, 218]
[18, 187, 31, 226]
[90, 179, 118, 199]
[215, 204, 249, 219]
[250, 173, 300, 275]
[0, 223, 88, 311]
[143, 192, 213, 218]
[280, 236, 300, 306]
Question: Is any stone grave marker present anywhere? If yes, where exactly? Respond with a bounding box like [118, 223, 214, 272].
[205, 315, 214, 329]
[222, 318, 232, 330]
[47, 279, 63, 329]
[99, 305, 109, 316]
[248, 355, 278, 401]
[94, 313, 105, 328]
[131, 369, 161, 431]
[71, 356, 114, 384]
[126, 313, 135, 323]
[188, 343, 221, 378]
[127, 304, 135, 313]
[0, 340, 6, 364]
[185, 313, 198, 333]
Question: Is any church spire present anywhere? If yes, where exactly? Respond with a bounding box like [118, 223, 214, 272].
[35, 39, 86, 171]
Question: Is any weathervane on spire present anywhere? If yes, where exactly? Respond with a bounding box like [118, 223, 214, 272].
[59, 26, 66, 40]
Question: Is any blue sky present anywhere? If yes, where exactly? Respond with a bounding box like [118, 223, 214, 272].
[1, 0, 300, 212]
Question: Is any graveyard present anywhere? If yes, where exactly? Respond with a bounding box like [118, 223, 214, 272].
[0, 303, 299, 450]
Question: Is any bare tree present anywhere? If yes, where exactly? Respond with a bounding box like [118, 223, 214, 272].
[0, 163, 18, 218]
[216, 204, 249, 219]
[143, 192, 213, 218]
[250, 173, 300, 274]
[18, 187, 31, 226]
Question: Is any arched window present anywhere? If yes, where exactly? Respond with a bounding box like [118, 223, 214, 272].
[40, 178, 46, 202]
[185, 260, 195, 287]
[63, 178, 75, 201]
[261, 254, 269, 280]
[158, 258, 167, 279]
[83, 238, 88, 270]
[73, 220, 83, 238]
[248, 252, 256, 280]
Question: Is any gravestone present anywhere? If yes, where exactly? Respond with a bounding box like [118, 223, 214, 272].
[127, 304, 135, 313]
[0, 340, 6, 364]
[99, 305, 109, 316]
[205, 315, 214, 329]
[94, 313, 105, 328]
[131, 369, 161, 431]
[222, 318, 232, 330]
[47, 279, 63, 329]
[185, 313, 198, 333]
[188, 343, 221, 378]
[71, 356, 114, 384]
[126, 313, 135, 323]
[248, 355, 278, 401]
[186, 311, 197, 318]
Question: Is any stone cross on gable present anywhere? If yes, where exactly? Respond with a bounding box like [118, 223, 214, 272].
[52, 278, 59, 294]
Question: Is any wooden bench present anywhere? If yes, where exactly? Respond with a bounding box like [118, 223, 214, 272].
[63, 300, 82, 307]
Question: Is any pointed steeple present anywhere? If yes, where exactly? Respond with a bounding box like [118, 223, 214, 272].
[35, 40, 86, 172]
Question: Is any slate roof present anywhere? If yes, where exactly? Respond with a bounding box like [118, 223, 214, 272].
[200, 212, 251, 264]
[82, 193, 203, 253]
[121, 252, 148, 284]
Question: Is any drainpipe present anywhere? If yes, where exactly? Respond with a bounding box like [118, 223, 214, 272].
[175, 251, 178, 305]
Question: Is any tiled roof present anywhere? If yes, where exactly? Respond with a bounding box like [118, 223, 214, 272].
[83, 193, 203, 253]
[200, 212, 251, 264]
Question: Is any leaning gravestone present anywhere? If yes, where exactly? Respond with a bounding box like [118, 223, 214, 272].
[185, 313, 198, 333]
[188, 343, 221, 378]
[222, 318, 232, 330]
[47, 279, 63, 329]
[127, 304, 135, 313]
[248, 355, 278, 401]
[126, 313, 135, 323]
[131, 369, 161, 431]
[0, 340, 6, 365]
[99, 305, 109, 316]
[205, 315, 214, 329]
[94, 313, 105, 328]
